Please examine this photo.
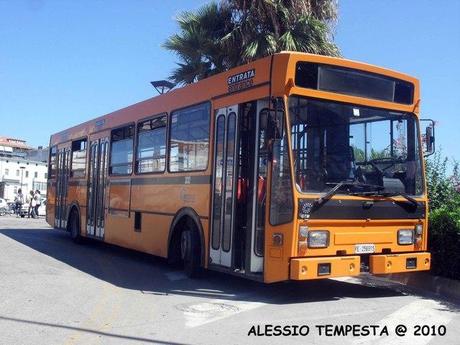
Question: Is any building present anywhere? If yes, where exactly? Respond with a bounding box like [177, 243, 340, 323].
[0, 136, 33, 157]
[0, 136, 48, 202]
[26, 146, 49, 163]
[0, 157, 48, 201]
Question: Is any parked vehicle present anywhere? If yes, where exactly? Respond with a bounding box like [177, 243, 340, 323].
[38, 200, 47, 216]
[0, 198, 9, 216]
[18, 204, 28, 217]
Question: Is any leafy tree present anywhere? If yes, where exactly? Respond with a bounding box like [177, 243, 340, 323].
[424, 152, 460, 280]
[164, 0, 340, 85]
[451, 159, 460, 192]
[352, 146, 365, 162]
[425, 150, 457, 210]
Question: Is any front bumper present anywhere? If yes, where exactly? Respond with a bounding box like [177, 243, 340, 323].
[290, 252, 431, 280]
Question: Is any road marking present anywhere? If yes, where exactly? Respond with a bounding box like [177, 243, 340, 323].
[64, 256, 123, 345]
[352, 299, 456, 345]
[179, 298, 264, 328]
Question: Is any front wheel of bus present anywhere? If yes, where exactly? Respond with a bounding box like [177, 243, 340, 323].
[180, 228, 201, 278]
[69, 210, 82, 244]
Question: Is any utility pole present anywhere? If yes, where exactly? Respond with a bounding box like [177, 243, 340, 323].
[20, 166, 25, 190]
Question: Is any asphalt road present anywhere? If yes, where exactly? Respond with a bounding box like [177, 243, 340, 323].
[0, 217, 459, 345]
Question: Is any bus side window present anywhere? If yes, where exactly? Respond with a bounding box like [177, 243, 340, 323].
[136, 115, 167, 173]
[49, 146, 57, 179]
[71, 138, 87, 178]
[110, 125, 134, 175]
[169, 102, 210, 172]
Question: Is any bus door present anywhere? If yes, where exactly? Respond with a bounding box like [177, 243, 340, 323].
[54, 147, 70, 229]
[210, 101, 267, 273]
[246, 100, 269, 273]
[210, 105, 239, 267]
[87, 138, 109, 238]
[238, 100, 268, 274]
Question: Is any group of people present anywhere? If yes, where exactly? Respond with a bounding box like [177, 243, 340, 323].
[14, 188, 43, 218]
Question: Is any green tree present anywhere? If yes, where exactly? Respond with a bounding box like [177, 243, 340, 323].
[164, 0, 340, 85]
[425, 151, 456, 210]
[426, 152, 460, 280]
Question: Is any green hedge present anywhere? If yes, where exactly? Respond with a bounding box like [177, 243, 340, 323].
[425, 151, 460, 280]
[428, 208, 460, 280]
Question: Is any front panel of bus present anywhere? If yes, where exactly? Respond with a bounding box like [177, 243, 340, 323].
[264, 55, 430, 283]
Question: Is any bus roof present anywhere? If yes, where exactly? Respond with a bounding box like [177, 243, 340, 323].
[50, 52, 419, 146]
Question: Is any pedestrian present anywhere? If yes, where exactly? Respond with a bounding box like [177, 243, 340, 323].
[34, 190, 41, 218]
[27, 191, 34, 218]
[14, 188, 24, 217]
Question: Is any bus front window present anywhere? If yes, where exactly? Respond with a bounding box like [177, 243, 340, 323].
[288, 96, 424, 196]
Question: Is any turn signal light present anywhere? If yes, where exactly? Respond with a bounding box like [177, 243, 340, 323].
[272, 233, 283, 246]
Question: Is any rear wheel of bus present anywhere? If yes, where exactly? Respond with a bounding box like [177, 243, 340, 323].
[180, 225, 201, 278]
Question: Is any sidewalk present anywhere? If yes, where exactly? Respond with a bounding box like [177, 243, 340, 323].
[364, 272, 460, 303]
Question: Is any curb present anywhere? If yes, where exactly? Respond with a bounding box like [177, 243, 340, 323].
[372, 272, 460, 303]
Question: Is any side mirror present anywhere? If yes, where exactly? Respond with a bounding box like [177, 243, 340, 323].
[420, 119, 435, 156]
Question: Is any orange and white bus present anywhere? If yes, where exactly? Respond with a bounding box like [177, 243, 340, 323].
[47, 52, 434, 283]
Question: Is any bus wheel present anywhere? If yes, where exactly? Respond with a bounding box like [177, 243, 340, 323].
[180, 226, 201, 278]
[69, 209, 82, 244]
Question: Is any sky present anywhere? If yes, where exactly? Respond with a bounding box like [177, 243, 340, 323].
[0, 0, 459, 161]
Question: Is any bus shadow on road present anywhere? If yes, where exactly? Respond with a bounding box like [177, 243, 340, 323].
[1, 226, 405, 305]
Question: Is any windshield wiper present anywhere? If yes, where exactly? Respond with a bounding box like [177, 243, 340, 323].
[350, 190, 418, 206]
[379, 192, 418, 206]
[313, 181, 384, 208]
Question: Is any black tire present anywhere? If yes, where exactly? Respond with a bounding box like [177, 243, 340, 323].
[180, 225, 201, 278]
[69, 209, 82, 243]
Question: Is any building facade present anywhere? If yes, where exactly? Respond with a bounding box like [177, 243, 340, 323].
[0, 157, 48, 201]
[0, 136, 48, 202]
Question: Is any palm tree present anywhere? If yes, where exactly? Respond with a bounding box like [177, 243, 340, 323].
[164, 0, 340, 85]
[223, 0, 340, 64]
[163, 3, 233, 84]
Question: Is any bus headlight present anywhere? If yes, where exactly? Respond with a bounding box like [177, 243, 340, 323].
[308, 230, 329, 248]
[398, 229, 414, 245]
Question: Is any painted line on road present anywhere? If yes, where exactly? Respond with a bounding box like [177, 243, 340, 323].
[352, 299, 456, 345]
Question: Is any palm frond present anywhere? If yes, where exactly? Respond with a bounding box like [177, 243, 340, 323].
[163, 0, 341, 84]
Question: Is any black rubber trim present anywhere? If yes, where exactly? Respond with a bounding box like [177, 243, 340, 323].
[299, 198, 425, 219]
[109, 175, 211, 186]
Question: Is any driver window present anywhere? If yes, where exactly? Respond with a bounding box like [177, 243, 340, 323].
[366, 121, 391, 160]
[392, 120, 408, 160]
[350, 123, 366, 161]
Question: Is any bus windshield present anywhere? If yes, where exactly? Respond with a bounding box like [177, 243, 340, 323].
[288, 96, 424, 196]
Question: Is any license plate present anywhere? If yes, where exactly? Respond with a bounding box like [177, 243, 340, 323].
[355, 244, 375, 254]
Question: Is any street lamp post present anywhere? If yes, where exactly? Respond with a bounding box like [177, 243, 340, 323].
[20, 166, 25, 191]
